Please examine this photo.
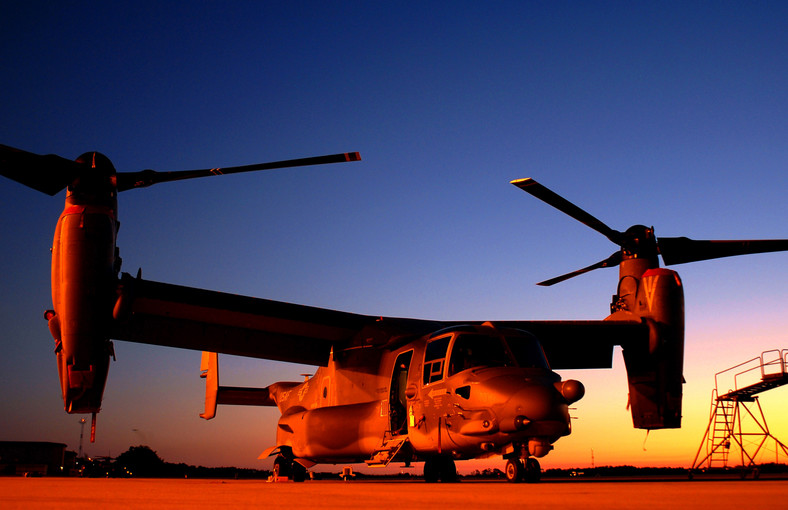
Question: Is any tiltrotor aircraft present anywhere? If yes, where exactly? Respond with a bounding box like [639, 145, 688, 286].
[2, 144, 787, 482]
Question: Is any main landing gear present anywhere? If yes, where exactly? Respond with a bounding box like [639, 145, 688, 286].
[505, 458, 541, 483]
[273, 455, 307, 482]
[423, 455, 457, 483]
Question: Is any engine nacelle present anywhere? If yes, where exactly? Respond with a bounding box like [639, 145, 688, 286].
[618, 267, 684, 429]
[50, 192, 118, 414]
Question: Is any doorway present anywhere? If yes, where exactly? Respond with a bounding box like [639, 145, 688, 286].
[389, 350, 413, 435]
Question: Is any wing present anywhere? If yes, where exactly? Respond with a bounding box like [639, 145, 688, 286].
[111, 272, 647, 369]
[493, 319, 648, 369]
[110, 273, 408, 366]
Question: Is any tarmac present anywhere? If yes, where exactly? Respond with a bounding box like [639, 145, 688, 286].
[1, 477, 787, 509]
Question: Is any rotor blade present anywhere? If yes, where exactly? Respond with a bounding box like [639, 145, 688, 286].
[117, 152, 361, 192]
[537, 251, 622, 286]
[511, 178, 625, 246]
[658, 237, 788, 266]
[0, 144, 85, 195]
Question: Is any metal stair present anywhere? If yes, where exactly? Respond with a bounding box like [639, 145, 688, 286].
[690, 349, 788, 476]
[365, 436, 409, 468]
[706, 391, 733, 468]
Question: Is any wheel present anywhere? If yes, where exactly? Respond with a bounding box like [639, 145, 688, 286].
[291, 461, 307, 482]
[424, 456, 456, 482]
[523, 458, 541, 483]
[505, 459, 523, 483]
[439, 457, 457, 483]
[273, 456, 291, 479]
[424, 457, 439, 483]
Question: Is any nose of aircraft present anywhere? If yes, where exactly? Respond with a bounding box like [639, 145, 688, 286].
[498, 378, 583, 436]
[505, 383, 560, 422]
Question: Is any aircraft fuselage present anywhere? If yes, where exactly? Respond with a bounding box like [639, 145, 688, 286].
[268, 324, 583, 467]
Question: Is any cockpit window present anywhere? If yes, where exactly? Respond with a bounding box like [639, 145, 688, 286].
[423, 335, 451, 385]
[448, 334, 513, 376]
[506, 334, 550, 369]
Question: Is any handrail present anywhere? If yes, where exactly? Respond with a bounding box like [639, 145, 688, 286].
[714, 349, 787, 395]
[714, 356, 758, 394]
[760, 349, 785, 378]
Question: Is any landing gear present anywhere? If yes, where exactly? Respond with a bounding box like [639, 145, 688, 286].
[273, 455, 307, 482]
[423, 455, 457, 483]
[291, 462, 307, 482]
[505, 458, 540, 483]
[273, 455, 290, 479]
[505, 459, 523, 483]
[524, 458, 541, 483]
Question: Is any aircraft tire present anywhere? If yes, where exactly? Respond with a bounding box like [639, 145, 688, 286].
[273, 456, 291, 479]
[423, 457, 439, 483]
[440, 457, 457, 483]
[505, 459, 523, 483]
[291, 462, 307, 483]
[524, 458, 541, 483]
[423, 456, 457, 482]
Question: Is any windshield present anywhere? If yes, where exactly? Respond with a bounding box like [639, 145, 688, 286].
[448, 334, 514, 376]
[506, 333, 550, 369]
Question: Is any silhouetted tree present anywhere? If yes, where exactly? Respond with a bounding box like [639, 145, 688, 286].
[114, 445, 165, 477]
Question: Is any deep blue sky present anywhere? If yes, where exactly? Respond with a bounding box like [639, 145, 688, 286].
[1, 2, 786, 470]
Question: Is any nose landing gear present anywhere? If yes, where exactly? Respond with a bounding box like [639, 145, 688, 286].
[505, 458, 541, 483]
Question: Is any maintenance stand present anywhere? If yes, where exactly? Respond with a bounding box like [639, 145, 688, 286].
[690, 349, 788, 479]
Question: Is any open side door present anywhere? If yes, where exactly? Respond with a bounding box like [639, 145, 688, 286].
[389, 350, 414, 435]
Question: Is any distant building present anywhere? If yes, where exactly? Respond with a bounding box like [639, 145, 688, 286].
[0, 441, 67, 476]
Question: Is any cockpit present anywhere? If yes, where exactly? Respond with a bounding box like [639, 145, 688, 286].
[423, 325, 550, 385]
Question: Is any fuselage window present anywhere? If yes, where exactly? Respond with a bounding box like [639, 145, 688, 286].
[506, 334, 550, 369]
[448, 334, 513, 376]
[423, 335, 451, 385]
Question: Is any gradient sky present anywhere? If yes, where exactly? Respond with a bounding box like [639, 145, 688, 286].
[1, 2, 786, 473]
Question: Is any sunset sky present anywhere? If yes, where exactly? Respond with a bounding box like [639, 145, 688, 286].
[1, 2, 786, 473]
